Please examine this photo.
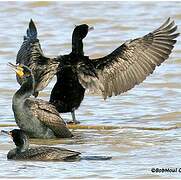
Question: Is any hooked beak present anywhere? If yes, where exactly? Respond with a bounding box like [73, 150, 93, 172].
[8, 62, 17, 71]
[88, 26, 94, 31]
[1, 130, 12, 136]
[8, 62, 24, 78]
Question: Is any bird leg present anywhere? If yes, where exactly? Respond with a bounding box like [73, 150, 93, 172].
[67, 110, 80, 124]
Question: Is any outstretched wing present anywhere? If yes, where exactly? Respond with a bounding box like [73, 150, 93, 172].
[25, 98, 73, 138]
[16, 19, 59, 95]
[78, 18, 179, 99]
[16, 19, 46, 67]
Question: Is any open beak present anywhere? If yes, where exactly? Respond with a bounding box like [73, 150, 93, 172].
[88, 26, 94, 31]
[1, 130, 12, 136]
[8, 62, 24, 78]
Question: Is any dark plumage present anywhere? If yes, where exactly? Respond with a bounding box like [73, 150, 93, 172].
[8, 63, 73, 138]
[50, 24, 94, 124]
[15, 20, 93, 124]
[51, 18, 179, 123]
[1, 129, 80, 161]
[16, 19, 60, 97]
[14, 18, 179, 124]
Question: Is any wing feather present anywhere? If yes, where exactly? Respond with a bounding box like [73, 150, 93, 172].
[25, 99, 73, 138]
[16, 19, 59, 95]
[77, 18, 179, 99]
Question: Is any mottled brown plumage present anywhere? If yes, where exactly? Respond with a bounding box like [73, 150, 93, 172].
[2, 129, 80, 161]
[24, 99, 72, 137]
[9, 63, 73, 139]
[8, 146, 80, 161]
[16, 19, 59, 97]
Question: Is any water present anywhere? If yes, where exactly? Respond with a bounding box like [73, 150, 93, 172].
[0, 1, 181, 179]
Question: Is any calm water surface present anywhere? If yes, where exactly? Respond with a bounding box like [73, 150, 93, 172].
[0, 1, 180, 179]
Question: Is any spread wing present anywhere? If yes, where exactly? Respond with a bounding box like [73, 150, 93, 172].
[16, 19, 59, 95]
[78, 18, 179, 99]
[25, 98, 73, 138]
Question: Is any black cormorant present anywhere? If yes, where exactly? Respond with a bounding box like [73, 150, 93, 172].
[50, 24, 94, 124]
[1, 129, 80, 161]
[8, 63, 73, 139]
[50, 18, 179, 124]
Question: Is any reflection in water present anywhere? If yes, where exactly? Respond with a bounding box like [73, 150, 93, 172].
[0, 1, 180, 179]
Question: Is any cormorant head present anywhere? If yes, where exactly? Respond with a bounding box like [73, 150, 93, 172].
[72, 24, 94, 40]
[8, 62, 32, 81]
[1, 129, 29, 151]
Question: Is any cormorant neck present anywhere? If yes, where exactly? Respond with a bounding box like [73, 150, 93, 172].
[72, 36, 84, 55]
[16, 135, 29, 153]
[14, 76, 35, 102]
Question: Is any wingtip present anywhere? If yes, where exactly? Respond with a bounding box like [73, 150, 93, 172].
[29, 19, 36, 29]
[27, 18, 37, 38]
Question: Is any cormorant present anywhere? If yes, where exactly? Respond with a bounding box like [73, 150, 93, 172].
[8, 63, 73, 139]
[15, 20, 93, 124]
[50, 18, 179, 124]
[16, 19, 60, 97]
[50, 24, 94, 124]
[15, 18, 179, 125]
[1, 129, 80, 161]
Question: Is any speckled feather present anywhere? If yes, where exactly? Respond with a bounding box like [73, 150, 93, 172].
[77, 18, 179, 99]
[16, 19, 59, 96]
[8, 146, 80, 161]
[24, 98, 73, 138]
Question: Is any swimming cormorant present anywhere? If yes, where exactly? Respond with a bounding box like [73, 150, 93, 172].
[1, 129, 80, 160]
[8, 63, 73, 139]
[51, 18, 179, 124]
[16, 19, 60, 97]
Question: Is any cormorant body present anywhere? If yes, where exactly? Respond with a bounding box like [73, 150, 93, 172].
[9, 63, 72, 139]
[50, 54, 85, 113]
[50, 25, 93, 124]
[2, 129, 80, 161]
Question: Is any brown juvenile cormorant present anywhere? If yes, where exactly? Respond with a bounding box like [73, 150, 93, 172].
[50, 18, 179, 124]
[8, 63, 73, 139]
[1, 129, 80, 161]
[50, 24, 94, 124]
[16, 19, 60, 97]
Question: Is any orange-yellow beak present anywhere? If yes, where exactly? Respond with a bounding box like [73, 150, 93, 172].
[8, 62, 24, 78]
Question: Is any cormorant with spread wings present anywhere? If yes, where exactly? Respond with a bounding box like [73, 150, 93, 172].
[53, 17, 179, 124]
[77, 18, 179, 100]
[14, 18, 179, 124]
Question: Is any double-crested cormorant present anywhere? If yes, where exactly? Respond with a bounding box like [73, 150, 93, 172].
[16, 19, 60, 97]
[1, 129, 80, 160]
[8, 63, 73, 139]
[15, 20, 93, 123]
[50, 24, 94, 124]
[51, 18, 179, 124]
[15, 18, 179, 125]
